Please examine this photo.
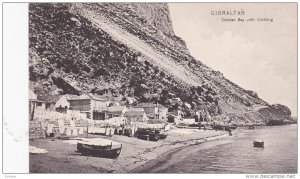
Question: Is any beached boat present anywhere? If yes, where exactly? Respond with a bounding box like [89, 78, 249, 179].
[136, 128, 159, 141]
[77, 138, 122, 158]
[253, 140, 264, 148]
[229, 124, 238, 130]
[136, 128, 151, 140]
[149, 132, 159, 141]
[158, 132, 168, 139]
[212, 124, 224, 131]
[248, 125, 255, 129]
[136, 128, 167, 141]
[123, 128, 133, 137]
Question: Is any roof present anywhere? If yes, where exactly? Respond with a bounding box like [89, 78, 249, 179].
[135, 103, 157, 108]
[96, 106, 127, 113]
[88, 93, 108, 101]
[68, 94, 90, 100]
[135, 103, 166, 108]
[168, 111, 180, 116]
[68, 93, 107, 101]
[37, 94, 62, 103]
[157, 104, 167, 109]
[105, 106, 126, 112]
[61, 94, 79, 100]
[124, 108, 145, 118]
[135, 103, 167, 110]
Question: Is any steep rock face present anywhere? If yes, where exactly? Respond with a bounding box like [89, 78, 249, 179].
[129, 3, 175, 36]
[29, 3, 292, 123]
[77, 3, 189, 54]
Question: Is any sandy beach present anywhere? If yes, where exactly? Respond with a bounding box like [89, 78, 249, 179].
[30, 127, 229, 173]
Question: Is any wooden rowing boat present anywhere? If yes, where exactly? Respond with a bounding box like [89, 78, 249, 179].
[77, 138, 122, 158]
[253, 140, 264, 148]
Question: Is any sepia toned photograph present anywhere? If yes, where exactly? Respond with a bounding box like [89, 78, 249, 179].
[27, 2, 297, 174]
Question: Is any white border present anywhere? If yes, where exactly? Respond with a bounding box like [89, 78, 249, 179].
[2, 3, 29, 173]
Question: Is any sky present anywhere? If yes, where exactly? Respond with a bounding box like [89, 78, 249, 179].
[169, 3, 297, 116]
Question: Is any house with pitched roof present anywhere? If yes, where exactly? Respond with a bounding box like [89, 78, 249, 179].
[157, 104, 168, 120]
[124, 108, 148, 122]
[93, 106, 128, 120]
[67, 94, 109, 119]
[135, 103, 158, 119]
[36, 94, 62, 111]
[134, 103, 168, 120]
[54, 94, 79, 113]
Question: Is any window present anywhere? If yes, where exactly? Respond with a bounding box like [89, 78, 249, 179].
[93, 112, 105, 120]
[46, 103, 51, 110]
[87, 113, 91, 119]
[36, 102, 42, 106]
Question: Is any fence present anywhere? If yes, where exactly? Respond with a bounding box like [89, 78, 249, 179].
[31, 109, 93, 138]
[30, 109, 171, 138]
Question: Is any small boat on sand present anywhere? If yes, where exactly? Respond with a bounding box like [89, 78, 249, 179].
[77, 138, 122, 158]
[136, 128, 168, 141]
[248, 125, 255, 129]
[253, 140, 264, 148]
[158, 132, 168, 139]
[229, 124, 238, 130]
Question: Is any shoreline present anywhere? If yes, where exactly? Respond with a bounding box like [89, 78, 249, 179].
[30, 128, 232, 173]
[132, 125, 297, 173]
[130, 130, 233, 173]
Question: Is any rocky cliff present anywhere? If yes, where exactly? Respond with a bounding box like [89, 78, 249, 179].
[29, 3, 292, 124]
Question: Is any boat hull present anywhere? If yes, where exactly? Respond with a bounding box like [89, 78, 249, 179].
[249, 125, 255, 129]
[253, 141, 264, 148]
[136, 128, 167, 141]
[158, 133, 168, 139]
[77, 142, 122, 158]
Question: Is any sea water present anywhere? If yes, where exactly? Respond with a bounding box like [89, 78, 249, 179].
[144, 124, 297, 173]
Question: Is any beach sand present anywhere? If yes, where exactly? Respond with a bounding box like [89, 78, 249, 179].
[29, 127, 229, 173]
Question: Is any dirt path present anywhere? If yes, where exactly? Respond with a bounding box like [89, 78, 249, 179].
[74, 4, 200, 85]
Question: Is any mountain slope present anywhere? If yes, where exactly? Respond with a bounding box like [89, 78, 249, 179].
[29, 3, 292, 124]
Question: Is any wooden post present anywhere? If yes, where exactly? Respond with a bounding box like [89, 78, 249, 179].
[86, 125, 89, 138]
[31, 102, 35, 121]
